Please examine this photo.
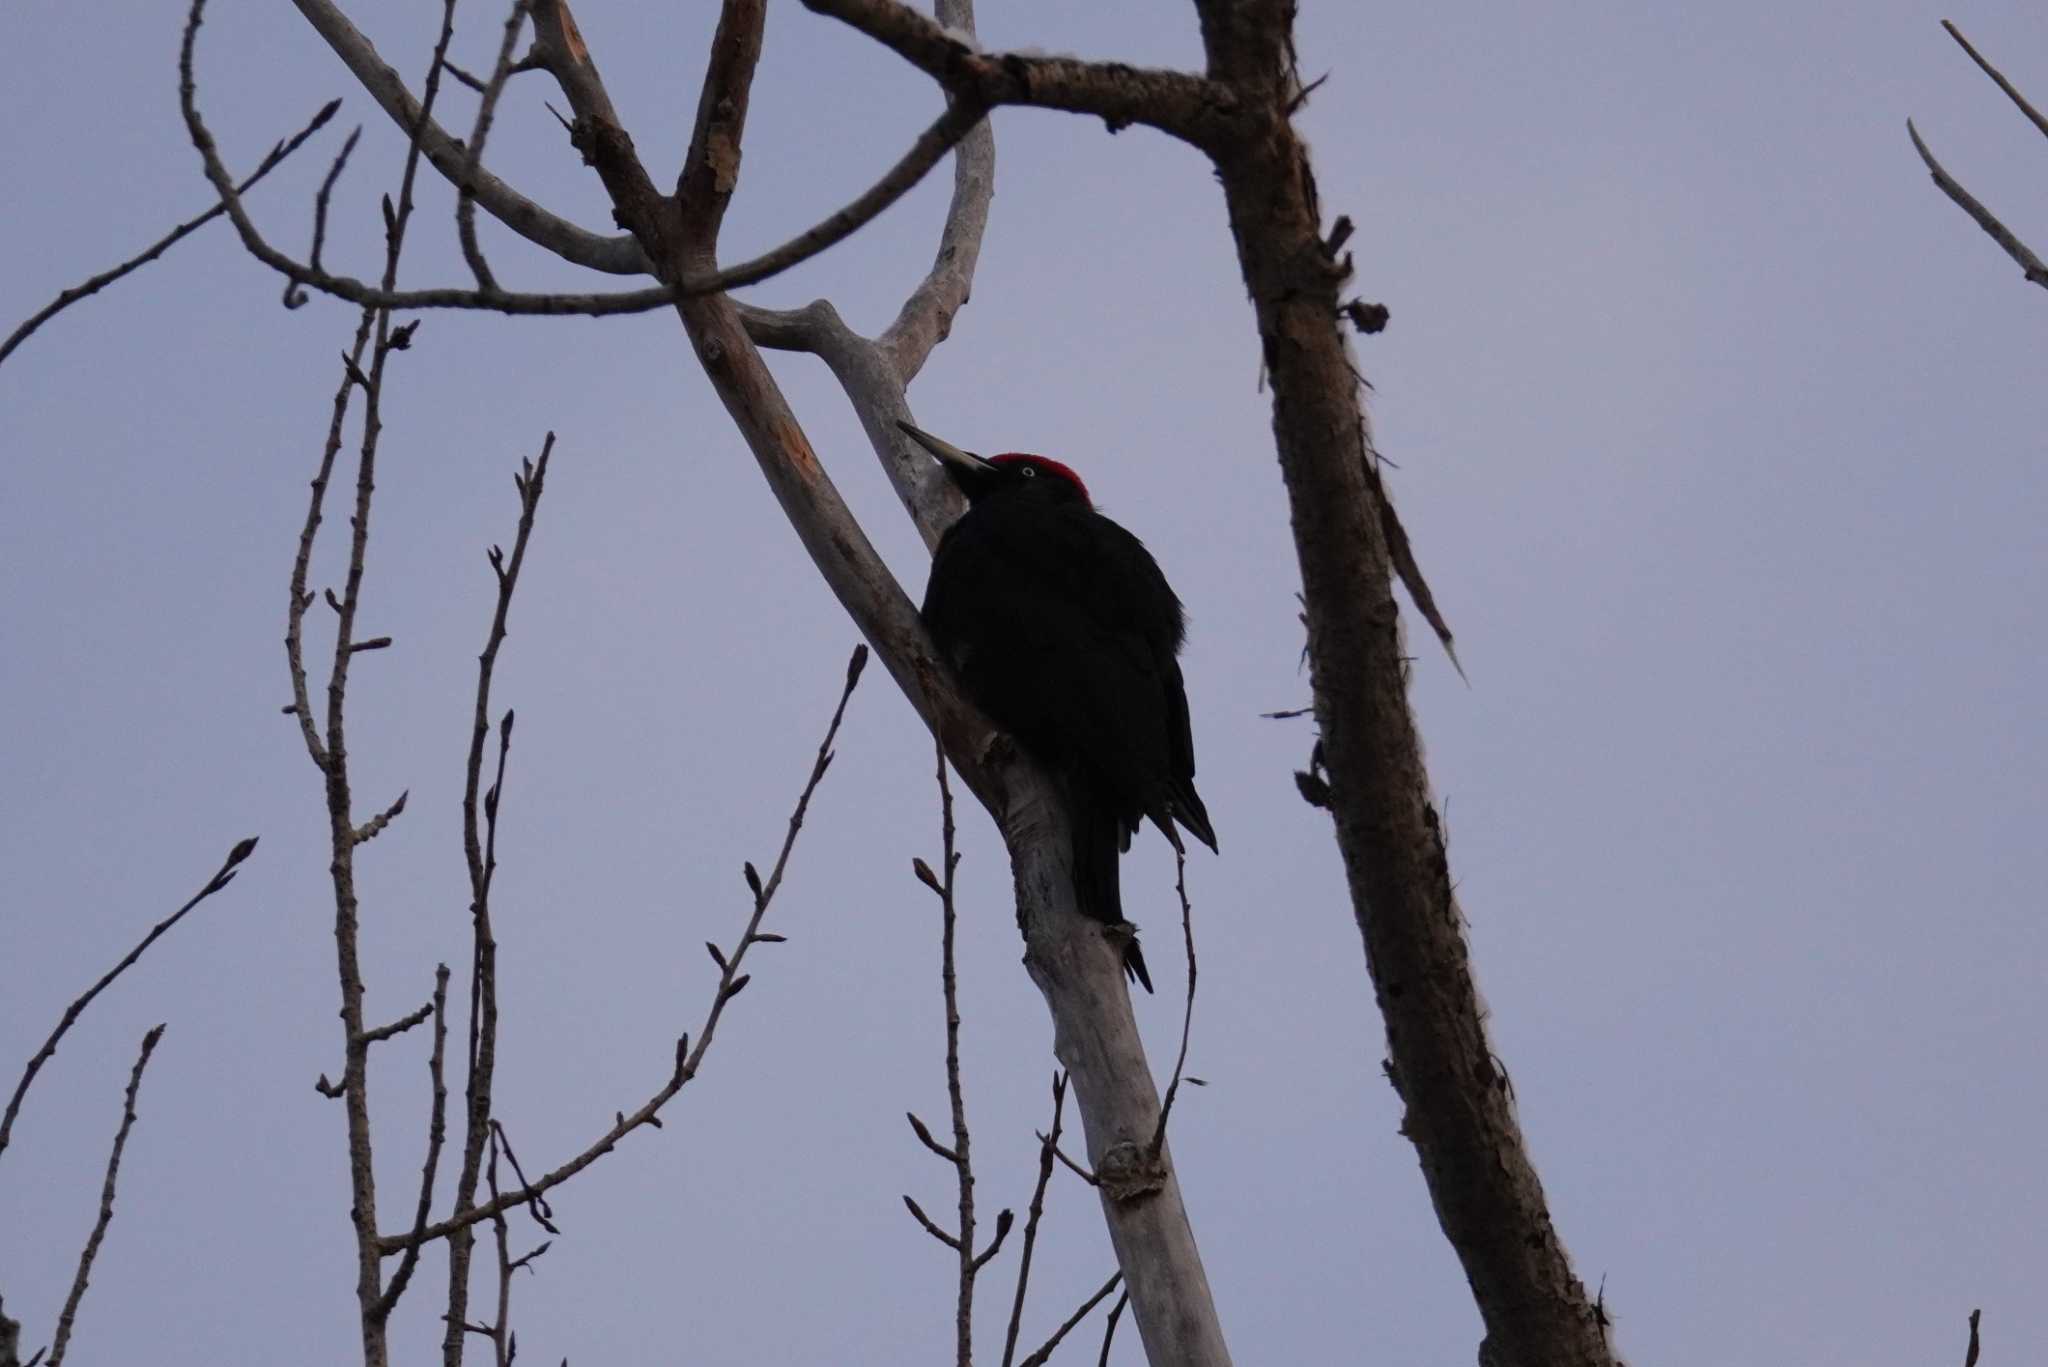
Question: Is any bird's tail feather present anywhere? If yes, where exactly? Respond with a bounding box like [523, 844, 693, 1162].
[1070, 791, 1153, 993]
[1173, 783, 1219, 854]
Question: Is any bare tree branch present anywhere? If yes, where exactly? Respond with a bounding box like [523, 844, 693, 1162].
[0, 837, 256, 1162]
[295, 123, 364, 309]
[456, 0, 535, 292]
[359, 994, 435, 1046]
[256, 0, 468, 1356]
[289, 0, 645, 273]
[1907, 23, 2048, 291]
[738, 298, 965, 546]
[1015, 1272, 1123, 1367]
[0, 101, 338, 367]
[1187, 2, 1611, 1360]
[376, 645, 870, 1254]
[703, 96, 989, 296]
[735, 1, 998, 541]
[181, 6, 668, 314]
[443, 429, 553, 1367]
[177, 0, 991, 317]
[279, 0, 997, 535]
[372, 965, 451, 1321]
[442, 428, 552, 1367]
[477, 1126, 551, 1367]
[903, 1193, 963, 1251]
[878, 0, 995, 385]
[1095, 1290, 1128, 1367]
[904, 741, 1013, 1363]
[45, 1025, 165, 1367]
[1150, 846, 1198, 1157]
[1942, 21, 2048, 143]
[933, 745, 978, 1363]
[799, 0, 1242, 148]
[1000, 1073, 1069, 1367]
[1907, 119, 2048, 289]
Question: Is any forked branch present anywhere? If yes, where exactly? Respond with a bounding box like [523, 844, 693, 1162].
[182, 0, 993, 315]
[0, 101, 337, 368]
[376, 646, 870, 1254]
[1908, 22, 2048, 290]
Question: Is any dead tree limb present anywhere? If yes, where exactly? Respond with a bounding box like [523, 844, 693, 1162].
[1191, 5, 1612, 1363]
[1908, 23, 2048, 290]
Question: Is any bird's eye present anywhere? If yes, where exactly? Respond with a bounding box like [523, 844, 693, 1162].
[1019, 465, 1037, 478]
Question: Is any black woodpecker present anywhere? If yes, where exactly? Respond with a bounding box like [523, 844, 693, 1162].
[904, 421, 1217, 992]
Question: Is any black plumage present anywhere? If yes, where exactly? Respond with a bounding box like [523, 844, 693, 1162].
[904, 422, 1216, 991]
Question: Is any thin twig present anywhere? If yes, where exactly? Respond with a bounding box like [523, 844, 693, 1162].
[295, 124, 362, 308]
[376, 646, 870, 1254]
[0, 837, 255, 1162]
[1909, 21, 2048, 291]
[448, 432, 554, 1367]
[1000, 1073, 1069, 1367]
[1015, 1272, 1123, 1367]
[372, 965, 451, 1320]
[457, 0, 533, 292]
[1943, 21, 2048, 143]
[1047, 1142, 1097, 1188]
[1095, 1291, 1130, 1367]
[906, 740, 1016, 1344]
[352, 789, 410, 847]
[478, 1127, 549, 1367]
[281, 316, 373, 769]
[1150, 845, 1198, 1157]
[183, 3, 988, 315]
[1906, 118, 2048, 288]
[0, 101, 337, 366]
[903, 1194, 962, 1251]
[1963, 1308, 1982, 1367]
[933, 741, 982, 1364]
[46, 1026, 165, 1367]
[359, 995, 435, 1046]
[491, 1120, 559, 1234]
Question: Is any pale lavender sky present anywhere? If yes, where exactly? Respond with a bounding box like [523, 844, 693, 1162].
[4, 3, 2044, 1364]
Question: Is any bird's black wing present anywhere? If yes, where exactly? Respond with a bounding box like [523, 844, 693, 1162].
[1071, 512, 1215, 852]
[926, 501, 1214, 852]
